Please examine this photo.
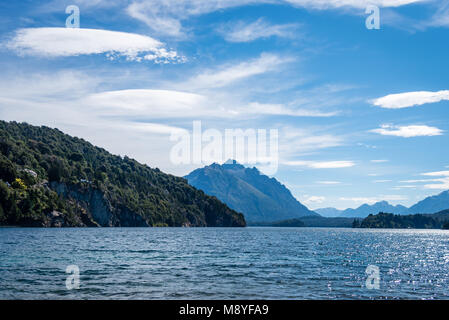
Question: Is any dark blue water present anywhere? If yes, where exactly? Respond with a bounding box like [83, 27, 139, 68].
[1, 227, 449, 299]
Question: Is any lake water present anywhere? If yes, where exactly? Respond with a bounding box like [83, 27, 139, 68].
[1, 227, 449, 299]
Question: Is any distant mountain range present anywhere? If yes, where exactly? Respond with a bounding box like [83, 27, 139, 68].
[185, 161, 318, 222]
[316, 190, 449, 218]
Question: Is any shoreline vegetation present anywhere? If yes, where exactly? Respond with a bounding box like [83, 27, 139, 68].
[249, 211, 449, 229]
[352, 211, 449, 230]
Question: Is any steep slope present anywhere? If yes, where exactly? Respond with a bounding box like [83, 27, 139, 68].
[339, 201, 409, 218]
[408, 190, 449, 214]
[0, 121, 245, 227]
[185, 161, 318, 222]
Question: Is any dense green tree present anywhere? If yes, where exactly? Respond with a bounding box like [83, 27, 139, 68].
[0, 120, 245, 227]
[0, 157, 17, 183]
[356, 212, 449, 229]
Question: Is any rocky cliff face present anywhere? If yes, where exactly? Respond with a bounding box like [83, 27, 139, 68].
[50, 182, 149, 227]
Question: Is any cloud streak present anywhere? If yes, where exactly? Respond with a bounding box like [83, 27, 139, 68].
[6, 28, 183, 63]
[125, 0, 426, 37]
[285, 0, 424, 9]
[420, 170, 449, 189]
[185, 53, 290, 89]
[371, 124, 443, 138]
[219, 18, 300, 43]
[339, 195, 408, 205]
[126, 0, 269, 37]
[284, 160, 355, 168]
[372, 90, 449, 109]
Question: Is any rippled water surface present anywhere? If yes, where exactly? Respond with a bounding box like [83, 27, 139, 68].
[1, 227, 449, 299]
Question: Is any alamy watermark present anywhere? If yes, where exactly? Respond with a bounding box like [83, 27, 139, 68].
[66, 265, 80, 290]
[170, 121, 279, 175]
[66, 5, 80, 28]
[365, 265, 380, 290]
[366, 5, 380, 30]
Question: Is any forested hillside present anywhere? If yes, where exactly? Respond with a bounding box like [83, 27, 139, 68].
[0, 121, 245, 227]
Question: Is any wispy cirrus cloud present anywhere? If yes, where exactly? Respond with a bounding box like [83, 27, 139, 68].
[6, 27, 184, 63]
[422, 170, 449, 177]
[184, 53, 290, 89]
[83, 89, 335, 119]
[370, 124, 443, 137]
[426, 1, 449, 28]
[372, 90, 449, 109]
[397, 170, 449, 190]
[126, 0, 270, 37]
[126, 0, 425, 37]
[339, 195, 408, 205]
[420, 170, 449, 189]
[219, 18, 300, 43]
[280, 127, 344, 155]
[284, 160, 355, 169]
[317, 181, 342, 185]
[285, 0, 425, 9]
[303, 195, 326, 205]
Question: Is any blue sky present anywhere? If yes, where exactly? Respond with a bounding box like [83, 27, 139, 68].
[1, 0, 449, 210]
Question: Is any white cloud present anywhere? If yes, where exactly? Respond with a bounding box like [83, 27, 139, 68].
[317, 181, 342, 185]
[427, 2, 449, 28]
[372, 90, 449, 109]
[6, 27, 183, 63]
[284, 160, 355, 169]
[420, 171, 449, 189]
[339, 195, 408, 205]
[219, 18, 300, 42]
[84, 89, 208, 118]
[371, 159, 389, 163]
[83, 89, 335, 119]
[285, 0, 424, 9]
[423, 178, 449, 190]
[392, 185, 417, 189]
[126, 0, 268, 37]
[125, 0, 423, 37]
[371, 124, 443, 138]
[303, 196, 326, 205]
[281, 128, 343, 152]
[185, 53, 289, 89]
[400, 179, 437, 183]
[245, 102, 338, 117]
[374, 180, 392, 183]
[421, 170, 449, 177]
[397, 171, 449, 190]
[123, 122, 188, 135]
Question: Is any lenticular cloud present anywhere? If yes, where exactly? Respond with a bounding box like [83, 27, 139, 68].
[6, 27, 184, 63]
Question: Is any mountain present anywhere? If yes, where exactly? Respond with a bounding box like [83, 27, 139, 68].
[316, 202, 408, 218]
[0, 121, 245, 227]
[339, 201, 409, 218]
[408, 190, 449, 214]
[314, 207, 343, 217]
[185, 161, 318, 222]
[319, 191, 449, 218]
